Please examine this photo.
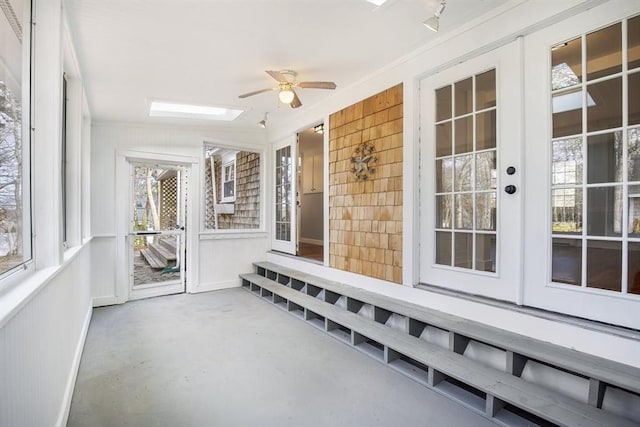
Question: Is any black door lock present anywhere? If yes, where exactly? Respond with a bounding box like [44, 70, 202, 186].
[505, 185, 517, 195]
[506, 166, 516, 175]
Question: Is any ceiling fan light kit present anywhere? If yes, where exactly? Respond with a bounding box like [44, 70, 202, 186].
[239, 70, 336, 109]
[278, 86, 295, 104]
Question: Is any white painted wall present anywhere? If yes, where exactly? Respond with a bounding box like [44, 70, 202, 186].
[90, 123, 268, 303]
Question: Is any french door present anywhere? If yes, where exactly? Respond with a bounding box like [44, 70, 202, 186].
[522, 2, 640, 329]
[272, 136, 297, 254]
[419, 42, 523, 302]
[128, 162, 187, 300]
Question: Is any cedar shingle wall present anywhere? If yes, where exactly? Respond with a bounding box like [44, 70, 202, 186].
[205, 151, 260, 229]
[328, 84, 403, 284]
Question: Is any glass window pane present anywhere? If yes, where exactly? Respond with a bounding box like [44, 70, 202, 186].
[436, 158, 453, 192]
[476, 233, 496, 273]
[629, 72, 640, 126]
[586, 23, 622, 80]
[552, 88, 582, 138]
[455, 78, 473, 116]
[476, 192, 496, 231]
[587, 77, 622, 132]
[552, 37, 582, 90]
[629, 242, 640, 294]
[552, 188, 583, 234]
[436, 195, 452, 228]
[629, 185, 640, 236]
[436, 122, 452, 157]
[454, 116, 473, 154]
[587, 186, 622, 237]
[0, 1, 30, 274]
[552, 238, 582, 285]
[476, 110, 496, 150]
[454, 194, 473, 230]
[436, 85, 452, 122]
[586, 240, 621, 292]
[435, 231, 452, 266]
[630, 128, 640, 181]
[454, 154, 473, 191]
[587, 132, 623, 184]
[454, 232, 472, 269]
[476, 151, 496, 191]
[629, 15, 640, 70]
[552, 137, 583, 185]
[475, 69, 496, 110]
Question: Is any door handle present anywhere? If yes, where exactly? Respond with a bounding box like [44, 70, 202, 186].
[504, 185, 517, 195]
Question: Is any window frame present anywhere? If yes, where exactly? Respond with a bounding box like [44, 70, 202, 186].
[221, 159, 236, 203]
[201, 141, 266, 234]
[0, 0, 34, 287]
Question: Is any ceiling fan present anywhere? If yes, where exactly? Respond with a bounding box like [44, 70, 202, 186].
[239, 70, 336, 109]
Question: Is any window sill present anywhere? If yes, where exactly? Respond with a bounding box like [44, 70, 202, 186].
[0, 239, 91, 329]
[199, 231, 267, 240]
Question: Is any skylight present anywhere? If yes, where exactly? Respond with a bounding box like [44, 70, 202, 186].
[552, 90, 596, 114]
[149, 101, 244, 121]
[366, 0, 387, 6]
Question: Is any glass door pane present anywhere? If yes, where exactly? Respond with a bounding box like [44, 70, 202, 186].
[435, 68, 498, 273]
[129, 164, 185, 295]
[272, 138, 297, 254]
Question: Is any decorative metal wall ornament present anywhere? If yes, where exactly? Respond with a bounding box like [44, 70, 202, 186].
[350, 142, 377, 180]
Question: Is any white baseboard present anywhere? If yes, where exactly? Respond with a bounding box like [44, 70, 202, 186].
[299, 237, 323, 246]
[92, 295, 119, 307]
[57, 303, 92, 427]
[193, 279, 241, 293]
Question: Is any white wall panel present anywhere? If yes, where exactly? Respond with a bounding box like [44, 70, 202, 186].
[197, 235, 268, 292]
[0, 245, 92, 427]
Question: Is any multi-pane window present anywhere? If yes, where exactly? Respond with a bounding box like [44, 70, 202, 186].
[434, 69, 497, 272]
[275, 146, 292, 241]
[0, 0, 31, 276]
[550, 16, 640, 295]
[222, 161, 235, 202]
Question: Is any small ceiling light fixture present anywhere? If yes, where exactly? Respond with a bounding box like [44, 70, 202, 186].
[423, 0, 446, 32]
[278, 86, 295, 104]
[258, 113, 268, 128]
[314, 124, 324, 134]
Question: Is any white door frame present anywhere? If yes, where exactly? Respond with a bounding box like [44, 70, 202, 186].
[419, 41, 524, 303]
[115, 150, 199, 303]
[271, 136, 297, 255]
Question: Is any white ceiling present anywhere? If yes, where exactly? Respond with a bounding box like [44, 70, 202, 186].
[65, 0, 508, 129]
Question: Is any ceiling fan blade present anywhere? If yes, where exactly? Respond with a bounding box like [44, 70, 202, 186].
[297, 81, 337, 90]
[238, 88, 274, 98]
[266, 70, 289, 83]
[290, 90, 302, 109]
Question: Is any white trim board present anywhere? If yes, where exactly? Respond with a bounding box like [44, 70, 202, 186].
[194, 279, 241, 293]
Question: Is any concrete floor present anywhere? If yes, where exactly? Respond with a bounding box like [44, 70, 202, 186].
[68, 288, 497, 427]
